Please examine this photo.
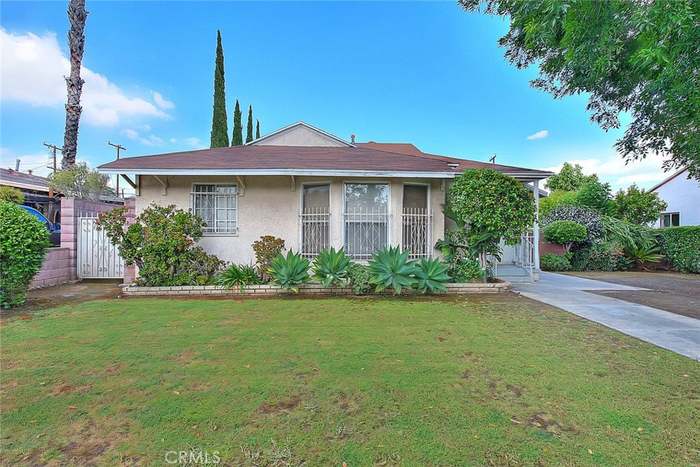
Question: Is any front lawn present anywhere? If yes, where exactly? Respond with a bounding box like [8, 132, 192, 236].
[1, 295, 698, 465]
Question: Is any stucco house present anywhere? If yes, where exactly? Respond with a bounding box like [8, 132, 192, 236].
[98, 122, 551, 280]
[650, 167, 700, 227]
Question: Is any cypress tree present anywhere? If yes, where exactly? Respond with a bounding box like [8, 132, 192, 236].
[210, 30, 229, 148]
[256, 120, 261, 139]
[231, 99, 243, 146]
[245, 105, 254, 143]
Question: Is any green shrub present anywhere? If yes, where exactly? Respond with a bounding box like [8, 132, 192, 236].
[656, 226, 700, 273]
[368, 246, 417, 294]
[450, 257, 485, 282]
[348, 263, 372, 295]
[312, 247, 351, 287]
[540, 253, 572, 272]
[97, 204, 223, 286]
[571, 242, 626, 271]
[215, 264, 261, 290]
[543, 220, 588, 252]
[435, 229, 488, 281]
[539, 190, 577, 218]
[252, 235, 285, 281]
[612, 184, 667, 225]
[0, 186, 24, 204]
[542, 205, 603, 243]
[413, 257, 450, 293]
[601, 216, 652, 251]
[269, 250, 310, 292]
[0, 201, 50, 307]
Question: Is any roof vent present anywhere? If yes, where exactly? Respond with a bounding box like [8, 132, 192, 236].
[350, 134, 356, 144]
[447, 162, 460, 169]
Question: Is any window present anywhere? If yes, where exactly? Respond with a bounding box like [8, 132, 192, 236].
[344, 183, 389, 259]
[660, 212, 680, 227]
[191, 184, 238, 234]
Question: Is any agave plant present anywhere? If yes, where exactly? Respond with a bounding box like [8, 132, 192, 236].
[215, 263, 261, 290]
[414, 257, 450, 293]
[269, 250, 310, 293]
[313, 247, 351, 287]
[624, 239, 664, 270]
[368, 246, 417, 294]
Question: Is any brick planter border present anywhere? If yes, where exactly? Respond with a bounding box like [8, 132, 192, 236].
[122, 281, 511, 297]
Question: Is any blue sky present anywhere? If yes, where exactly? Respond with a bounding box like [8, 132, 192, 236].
[1, 1, 666, 189]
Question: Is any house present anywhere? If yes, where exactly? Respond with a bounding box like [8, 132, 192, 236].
[98, 122, 551, 279]
[650, 167, 700, 227]
[0, 167, 61, 225]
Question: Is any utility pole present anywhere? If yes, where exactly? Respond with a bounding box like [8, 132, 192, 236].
[107, 141, 126, 196]
[43, 143, 62, 174]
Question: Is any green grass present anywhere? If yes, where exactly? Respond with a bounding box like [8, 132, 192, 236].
[1, 295, 698, 465]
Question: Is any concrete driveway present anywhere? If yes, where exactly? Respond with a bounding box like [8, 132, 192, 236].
[514, 272, 700, 361]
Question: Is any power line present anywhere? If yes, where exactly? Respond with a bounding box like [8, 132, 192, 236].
[107, 141, 126, 196]
[43, 142, 63, 174]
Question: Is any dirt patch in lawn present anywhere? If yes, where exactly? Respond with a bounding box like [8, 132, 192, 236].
[51, 383, 92, 396]
[258, 395, 302, 414]
[566, 271, 700, 319]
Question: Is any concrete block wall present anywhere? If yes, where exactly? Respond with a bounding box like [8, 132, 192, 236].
[29, 247, 74, 289]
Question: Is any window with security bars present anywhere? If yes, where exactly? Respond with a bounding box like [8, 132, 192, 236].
[191, 184, 238, 234]
[344, 183, 389, 260]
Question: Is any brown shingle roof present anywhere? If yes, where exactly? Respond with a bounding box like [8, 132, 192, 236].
[98, 144, 551, 178]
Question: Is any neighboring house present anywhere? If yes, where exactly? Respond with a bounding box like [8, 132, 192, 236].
[0, 168, 61, 224]
[650, 167, 700, 227]
[98, 122, 551, 279]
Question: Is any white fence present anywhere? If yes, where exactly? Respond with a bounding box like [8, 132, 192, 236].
[77, 217, 124, 279]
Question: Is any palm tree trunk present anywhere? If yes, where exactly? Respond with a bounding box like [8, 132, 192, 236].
[62, 0, 88, 169]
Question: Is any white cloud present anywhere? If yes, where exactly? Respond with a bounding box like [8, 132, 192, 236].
[0, 28, 171, 127]
[527, 130, 549, 141]
[542, 150, 671, 191]
[122, 128, 165, 147]
[183, 137, 204, 149]
[152, 91, 175, 110]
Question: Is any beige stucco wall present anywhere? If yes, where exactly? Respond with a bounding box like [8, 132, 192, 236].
[253, 125, 348, 147]
[136, 175, 445, 264]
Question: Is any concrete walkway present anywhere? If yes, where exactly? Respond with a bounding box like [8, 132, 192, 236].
[514, 272, 700, 361]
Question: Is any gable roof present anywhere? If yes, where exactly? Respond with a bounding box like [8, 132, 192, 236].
[99, 122, 552, 180]
[649, 167, 689, 192]
[0, 168, 50, 192]
[99, 144, 551, 180]
[247, 121, 353, 147]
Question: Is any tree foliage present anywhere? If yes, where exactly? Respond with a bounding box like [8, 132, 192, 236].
[539, 190, 577, 218]
[97, 204, 223, 286]
[231, 99, 243, 146]
[460, 0, 700, 178]
[245, 105, 254, 144]
[256, 120, 261, 140]
[0, 202, 50, 307]
[448, 169, 534, 245]
[575, 179, 612, 213]
[210, 30, 229, 148]
[545, 163, 596, 192]
[612, 184, 667, 225]
[0, 186, 24, 204]
[49, 163, 112, 200]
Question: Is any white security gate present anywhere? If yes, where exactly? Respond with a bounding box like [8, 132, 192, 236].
[77, 217, 124, 279]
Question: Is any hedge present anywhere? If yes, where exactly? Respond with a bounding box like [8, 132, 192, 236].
[656, 226, 700, 273]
